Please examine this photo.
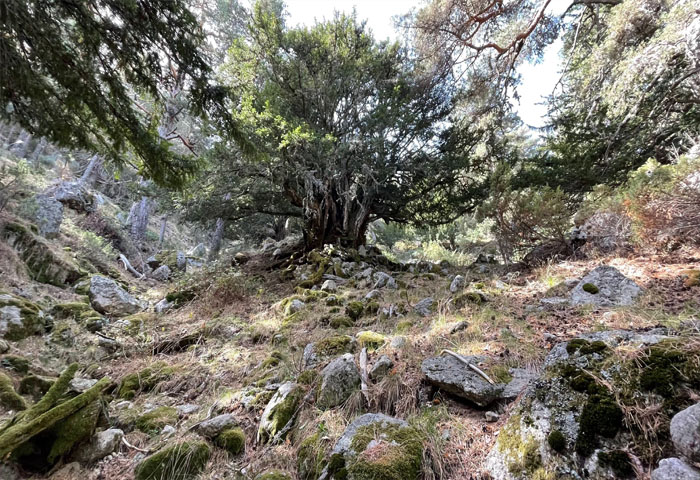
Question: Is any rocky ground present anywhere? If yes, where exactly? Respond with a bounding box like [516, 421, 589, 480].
[1, 157, 700, 479]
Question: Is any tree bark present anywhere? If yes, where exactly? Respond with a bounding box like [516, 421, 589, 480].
[159, 215, 168, 247]
[129, 196, 149, 242]
[79, 154, 101, 186]
[2, 123, 18, 148]
[209, 217, 225, 261]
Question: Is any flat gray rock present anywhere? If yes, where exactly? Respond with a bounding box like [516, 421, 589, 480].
[570, 265, 642, 307]
[422, 354, 504, 407]
[89, 276, 142, 316]
[195, 413, 237, 438]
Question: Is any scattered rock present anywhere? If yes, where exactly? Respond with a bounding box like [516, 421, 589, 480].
[151, 265, 171, 282]
[449, 320, 469, 334]
[154, 298, 174, 313]
[485, 411, 500, 423]
[321, 280, 337, 292]
[88, 276, 143, 316]
[671, 402, 700, 463]
[195, 414, 237, 438]
[421, 354, 504, 407]
[414, 297, 435, 317]
[651, 458, 700, 480]
[52, 181, 95, 212]
[570, 265, 642, 307]
[364, 289, 381, 300]
[35, 194, 63, 238]
[0, 293, 44, 341]
[368, 355, 393, 382]
[258, 382, 304, 443]
[285, 299, 305, 315]
[73, 429, 123, 464]
[176, 404, 200, 416]
[450, 275, 465, 293]
[373, 272, 397, 289]
[317, 354, 361, 410]
[319, 413, 422, 480]
[302, 336, 355, 370]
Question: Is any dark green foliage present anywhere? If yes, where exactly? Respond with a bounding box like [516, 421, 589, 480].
[575, 394, 623, 456]
[547, 430, 566, 453]
[0, 0, 227, 188]
[598, 449, 634, 478]
[639, 346, 687, 398]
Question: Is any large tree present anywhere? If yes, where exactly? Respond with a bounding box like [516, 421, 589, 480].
[0, 0, 236, 188]
[191, 5, 474, 250]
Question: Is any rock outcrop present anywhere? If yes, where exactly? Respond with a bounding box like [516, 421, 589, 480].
[570, 265, 642, 306]
[422, 354, 504, 407]
[317, 354, 361, 410]
[88, 275, 142, 316]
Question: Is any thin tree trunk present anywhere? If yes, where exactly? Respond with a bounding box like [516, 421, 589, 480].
[2, 123, 18, 148]
[129, 196, 150, 242]
[208, 217, 225, 261]
[159, 215, 168, 247]
[79, 154, 101, 186]
[30, 137, 48, 162]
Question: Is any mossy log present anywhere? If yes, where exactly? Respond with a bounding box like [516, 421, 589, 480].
[0, 363, 110, 458]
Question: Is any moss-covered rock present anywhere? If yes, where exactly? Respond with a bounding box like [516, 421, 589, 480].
[0, 293, 44, 341]
[255, 471, 292, 480]
[214, 427, 245, 455]
[135, 406, 178, 436]
[258, 382, 304, 443]
[325, 414, 423, 480]
[50, 302, 93, 321]
[19, 375, 54, 400]
[1, 355, 30, 374]
[116, 362, 173, 400]
[0, 372, 26, 410]
[134, 441, 210, 480]
[581, 283, 599, 294]
[330, 316, 354, 328]
[345, 301, 364, 320]
[1, 221, 83, 287]
[356, 331, 386, 351]
[298, 433, 326, 480]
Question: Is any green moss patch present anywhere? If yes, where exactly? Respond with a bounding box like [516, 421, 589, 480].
[134, 441, 210, 480]
[298, 433, 326, 480]
[135, 406, 178, 435]
[566, 339, 607, 356]
[598, 449, 633, 478]
[356, 331, 386, 351]
[215, 427, 245, 455]
[315, 335, 354, 357]
[547, 430, 566, 453]
[582, 283, 599, 294]
[0, 372, 26, 410]
[574, 394, 623, 456]
[346, 301, 364, 320]
[117, 362, 174, 399]
[347, 423, 423, 480]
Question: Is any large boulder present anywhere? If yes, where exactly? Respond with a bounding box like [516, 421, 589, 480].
[35, 194, 64, 239]
[570, 266, 642, 307]
[485, 330, 698, 480]
[195, 414, 237, 438]
[1, 221, 82, 287]
[671, 402, 700, 463]
[88, 276, 142, 316]
[317, 354, 361, 410]
[0, 293, 44, 341]
[258, 382, 304, 443]
[318, 413, 422, 480]
[422, 354, 504, 407]
[51, 181, 95, 213]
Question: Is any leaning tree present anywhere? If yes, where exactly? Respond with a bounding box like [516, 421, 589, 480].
[194, 5, 478, 250]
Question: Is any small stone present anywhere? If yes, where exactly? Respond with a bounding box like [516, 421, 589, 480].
[73, 428, 123, 464]
[369, 355, 394, 382]
[485, 411, 500, 423]
[286, 299, 305, 315]
[450, 275, 465, 293]
[364, 289, 381, 300]
[151, 265, 171, 282]
[196, 414, 237, 438]
[651, 458, 700, 480]
[671, 402, 700, 463]
[69, 378, 98, 393]
[176, 404, 200, 416]
[154, 298, 173, 313]
[414, 297, 434, 317]
[321, 280, 337, 292]
[0, 339, 9, 353]
[161, 425, 176, 437]
[449, 320, 469, 334]
[390, 336, 406, 349]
